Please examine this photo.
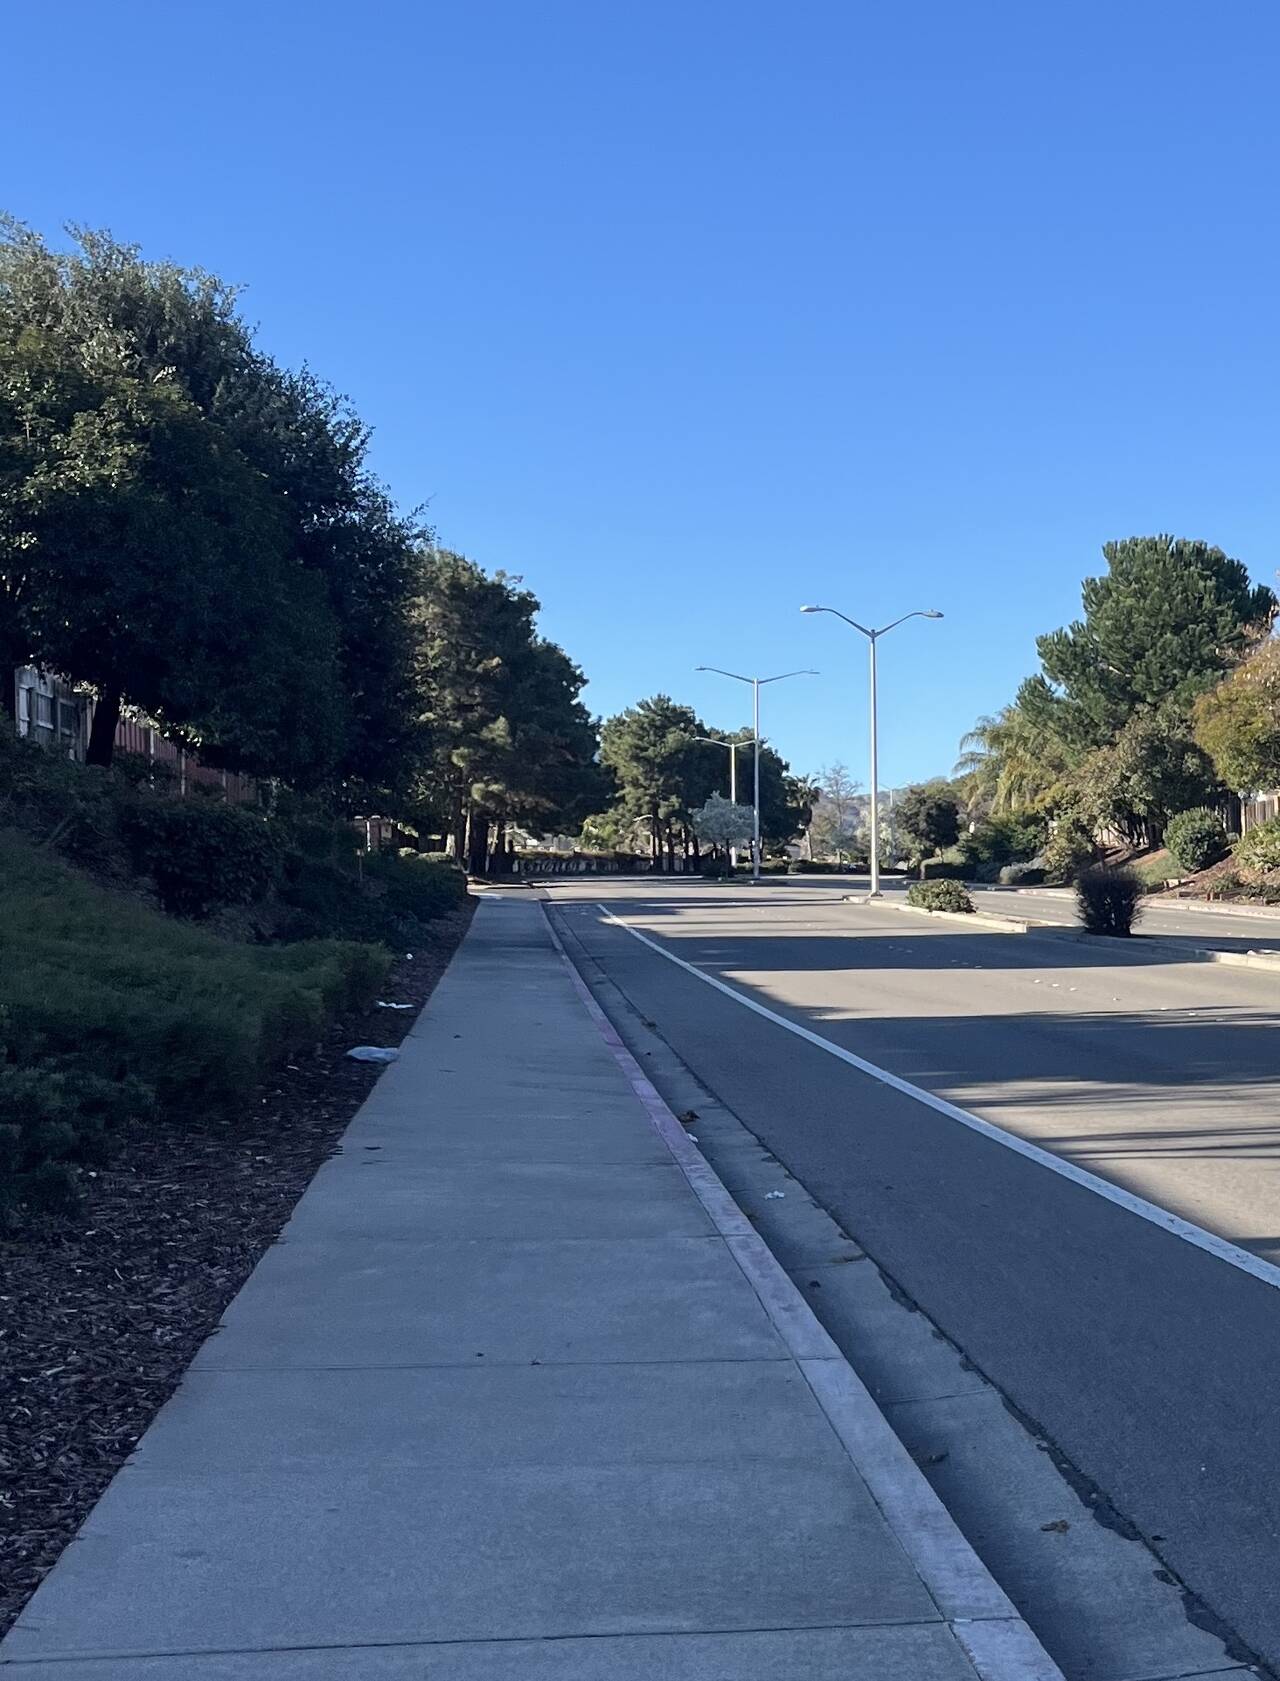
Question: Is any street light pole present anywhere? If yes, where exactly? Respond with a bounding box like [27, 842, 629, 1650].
[868, 633, 879, 895]
[752, 678, 761, 879]
[799, 606, 943, 897]
[695, 667, 818, 882]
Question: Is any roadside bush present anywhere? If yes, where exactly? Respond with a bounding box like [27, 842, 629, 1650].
[788, 859, 845, 874]
[1076, 865, 1142, 936]
[125, 797, 281, 916]
[1164, 808, 1228, 874]
[1233, 816, 1280, 873]
[0, 730, 131, 875]
[907, 879, 975, 913]
[365, 849, 468, 927]
[0, 833, 390, 1223]
[920, 852, 969, 881]
[277, 854, 387, 944]
[1042, 818, 1095, 884]
[958, 813, 1049, 879]
[701, 854, 733, 878]
[999, 860, 1046, 886]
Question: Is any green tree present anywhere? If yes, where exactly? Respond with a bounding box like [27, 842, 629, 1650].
[1075, 704, 1219, 846]
[599, 695, 708, 870]
[407, 551, 604, 871]
[896, 781, 961, 864]
[1036, 536, 1275, 747]
[1192, 639, 1280, 793]
[0, 337, 343, 782]
[0, 219, 420, 796]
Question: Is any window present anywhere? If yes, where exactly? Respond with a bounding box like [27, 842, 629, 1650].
[34, 692, 54, 729]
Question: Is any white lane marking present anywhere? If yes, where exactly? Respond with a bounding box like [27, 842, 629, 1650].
[598, 905, 1280, 1295]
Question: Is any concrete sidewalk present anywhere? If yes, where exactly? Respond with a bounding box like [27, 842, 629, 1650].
[0, 898, 1058, 1679]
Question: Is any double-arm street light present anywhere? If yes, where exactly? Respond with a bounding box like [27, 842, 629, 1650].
[799, 606, 943, 897]
[691, 733, 755, 867]
[695, 667, 817, 881]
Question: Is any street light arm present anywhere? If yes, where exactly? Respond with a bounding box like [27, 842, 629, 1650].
[874, 609, 944, 636]
[695, 664, 753, 685]
[758, 668, 820, 685]
[800, 605, 872, 638]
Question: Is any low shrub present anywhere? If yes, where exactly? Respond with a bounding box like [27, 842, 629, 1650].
[0, 833, 390, 1223]
[701, 854, 733, 879]
[365, 849, 468, 925]
[124, 797, 282, 917]
[1164, 808, 1228, 874]
[1233, 816, 1280, 872]
[1076, 865, 1143, 936]
[907, 879, 975, 913]
[788, 859, 848, 874]
[919, 853, 969, 881]
[277, 854, 385, 943]
[0, 729, 132, 875]
[1206, 867, 1280, 904]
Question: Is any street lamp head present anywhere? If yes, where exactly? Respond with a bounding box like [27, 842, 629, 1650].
[799, 605, 820, 613]
[924, 610, 944, 620]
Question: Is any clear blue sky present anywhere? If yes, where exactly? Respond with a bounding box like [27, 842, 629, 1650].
[6, 1, 1279, 789]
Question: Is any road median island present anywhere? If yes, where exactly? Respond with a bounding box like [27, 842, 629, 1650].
[845, 894, 1032, 934]
[851, 891, 1280, 967]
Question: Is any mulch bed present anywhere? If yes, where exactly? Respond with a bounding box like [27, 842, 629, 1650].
[0, 898, 475, 1638]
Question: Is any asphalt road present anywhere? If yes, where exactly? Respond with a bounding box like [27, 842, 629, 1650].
[545, 879, 1280, 1672]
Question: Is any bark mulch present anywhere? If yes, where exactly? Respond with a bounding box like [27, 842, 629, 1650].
[0, 898, 475, 1638]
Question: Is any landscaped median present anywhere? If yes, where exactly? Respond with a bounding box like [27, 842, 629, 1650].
[846, 882, 1032, 933]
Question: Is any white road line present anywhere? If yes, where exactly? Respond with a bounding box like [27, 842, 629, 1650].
[598, 904, 1280, 1296]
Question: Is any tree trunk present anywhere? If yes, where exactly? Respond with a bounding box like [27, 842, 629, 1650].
[86, 685, 122, 768]
[468, 814, 490, 877]
[448, 798, 467, 861]
[664, 826, 676, 873]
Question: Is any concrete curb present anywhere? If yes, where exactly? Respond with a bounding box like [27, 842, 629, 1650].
[845, 896, 1032, 934]
[1027, 922, 1280, 971]
[541, 901, 1066, 1681]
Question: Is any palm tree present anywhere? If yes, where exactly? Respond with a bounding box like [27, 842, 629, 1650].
[955, 702, 1072, 815]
